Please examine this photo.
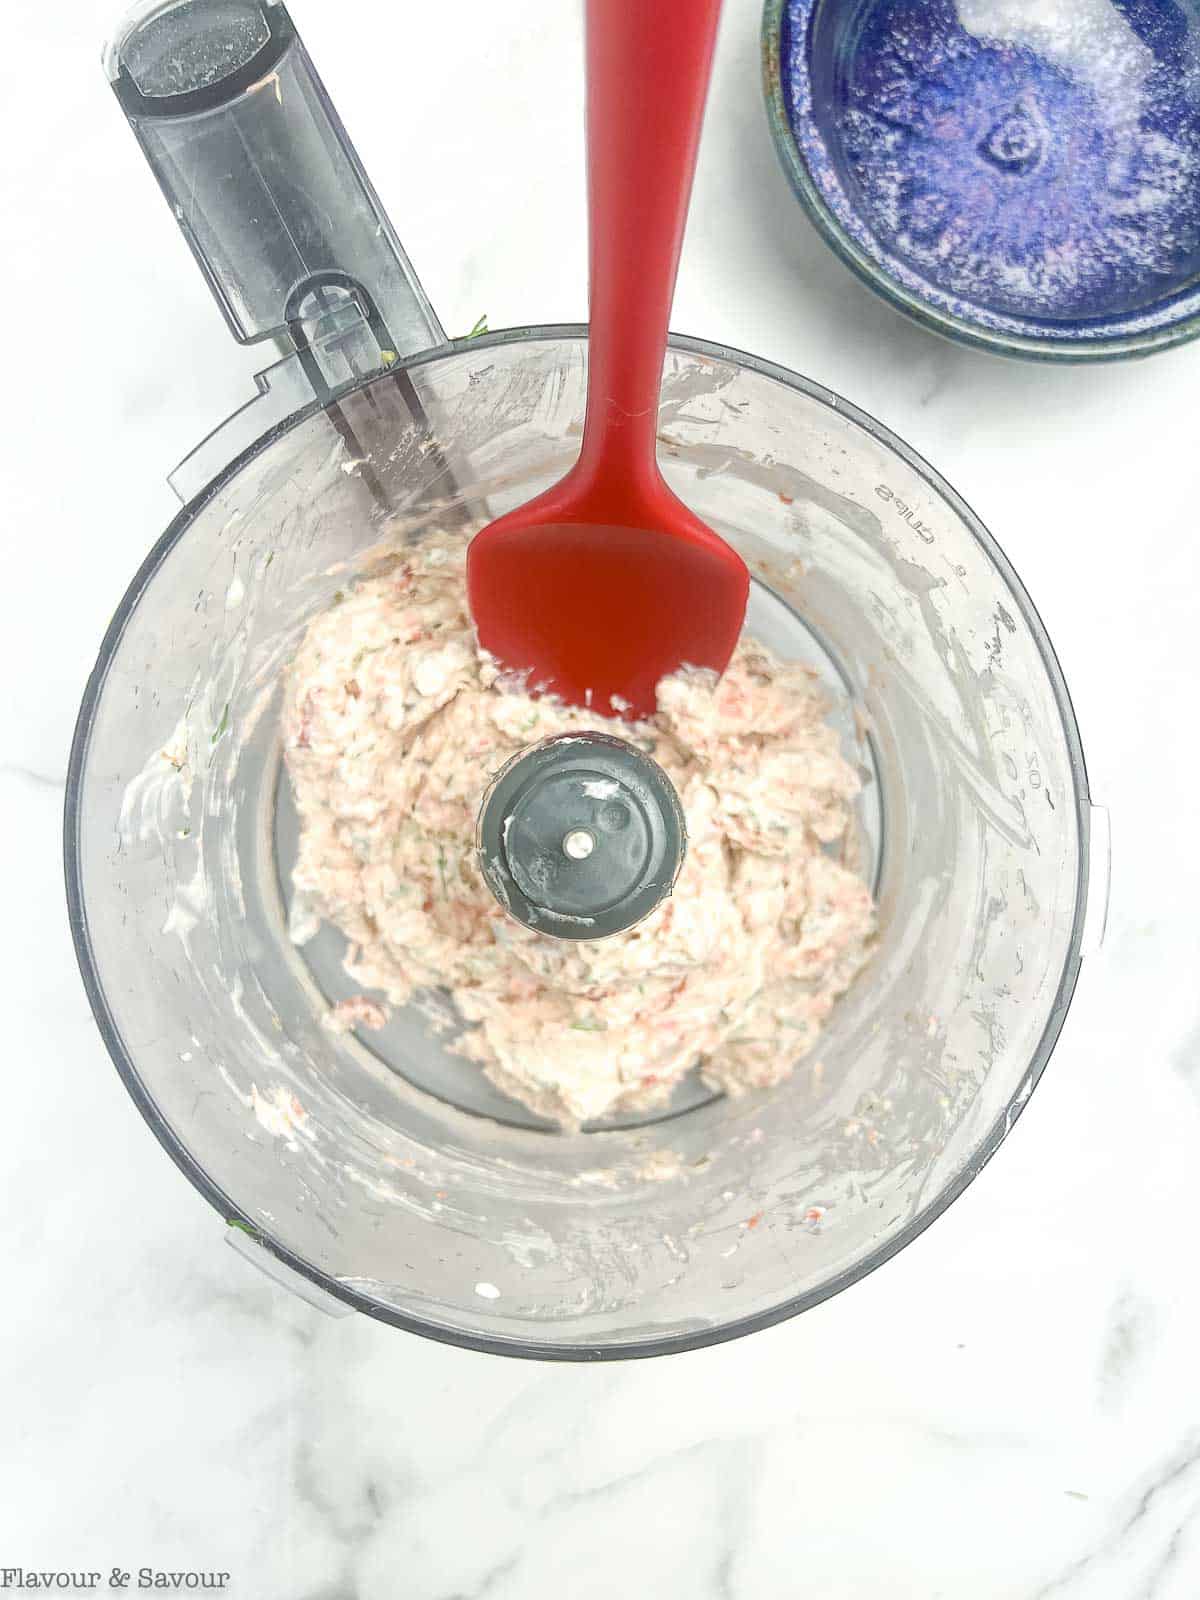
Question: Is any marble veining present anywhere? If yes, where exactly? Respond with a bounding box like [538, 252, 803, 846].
[1031, 1434, 1200, 1598]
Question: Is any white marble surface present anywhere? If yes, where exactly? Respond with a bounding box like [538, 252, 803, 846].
[4, 0, 1200, 1592]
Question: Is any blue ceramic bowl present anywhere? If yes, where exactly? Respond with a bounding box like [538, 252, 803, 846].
[763, 0, 1200, 360]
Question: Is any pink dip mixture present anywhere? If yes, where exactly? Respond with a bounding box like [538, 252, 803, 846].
[283, 529, 874, 1127]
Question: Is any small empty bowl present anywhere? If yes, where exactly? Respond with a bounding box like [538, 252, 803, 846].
[763, 0, 1200, 360]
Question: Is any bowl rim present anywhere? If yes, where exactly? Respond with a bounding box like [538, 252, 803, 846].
[760, 0, 1200, 363]
[64, 323, 1095, 1360]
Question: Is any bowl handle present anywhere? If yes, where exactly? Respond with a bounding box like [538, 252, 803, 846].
[104, 0, 444, 368]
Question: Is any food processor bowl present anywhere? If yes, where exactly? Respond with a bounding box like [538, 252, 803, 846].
[69, 0, 1105, 1358]
[67, 326, 1104, 1357]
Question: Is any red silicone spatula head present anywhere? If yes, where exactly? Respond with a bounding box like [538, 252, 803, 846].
[466, 0, 748, 720]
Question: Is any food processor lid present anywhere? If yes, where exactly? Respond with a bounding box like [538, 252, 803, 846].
[477, 733, 687, 939]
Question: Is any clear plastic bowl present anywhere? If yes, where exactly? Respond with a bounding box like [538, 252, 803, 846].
[66, 328, 1100, 1358]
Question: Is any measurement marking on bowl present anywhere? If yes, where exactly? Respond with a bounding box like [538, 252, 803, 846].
[875, 484, 936, 543]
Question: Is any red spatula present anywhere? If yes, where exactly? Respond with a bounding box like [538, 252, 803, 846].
[466, 0, 749, 720]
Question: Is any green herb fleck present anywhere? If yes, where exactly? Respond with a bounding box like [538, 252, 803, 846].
[265, 551, 275, 569]
[437, 845, 449, 897]
[466, 314, 489, 339]
[226, 1216, 258, 1238]
[570, 1016, 608, 1033]
[332, 589, 346, 606]
[211, 701, 230, 744]
[380, 349, 398, 366]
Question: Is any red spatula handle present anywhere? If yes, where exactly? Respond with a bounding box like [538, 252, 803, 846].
[465, 0, 744, 718]
[575, 0, 724, 506]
